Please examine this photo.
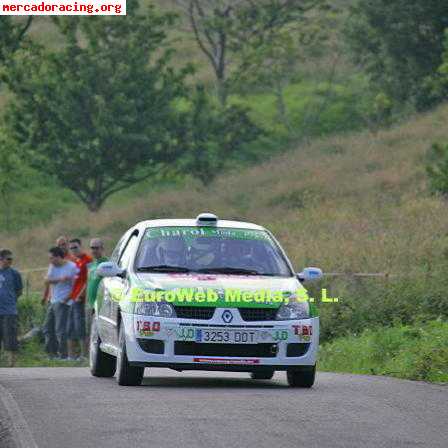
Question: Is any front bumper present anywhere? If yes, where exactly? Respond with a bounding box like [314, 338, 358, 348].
[122, 309, 319, 371]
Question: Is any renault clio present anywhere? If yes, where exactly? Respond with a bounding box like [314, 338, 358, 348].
[90, 213, 323, 387]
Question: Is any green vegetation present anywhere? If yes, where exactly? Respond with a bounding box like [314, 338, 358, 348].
[173, 0, 327, 106]
[0, 76, 371, 231]
[0, 339, 87, 368]
[237, 76, 370, 138]
[320, 320, 448, 383]
[0, 0, 378, 224]
[1, 2, 448, 381]
[4, 5, 258, 212]
[4, 104, 448, 380]
[0, 17, 32, 64]
[426, 143, 448, 197]
[345, 0, 448, 110]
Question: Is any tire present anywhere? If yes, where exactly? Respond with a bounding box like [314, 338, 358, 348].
[250, 370, 275, 380]
[287, 365, 316, 388]
[89, 318, 116, 378]
[116, 325, 144, 386]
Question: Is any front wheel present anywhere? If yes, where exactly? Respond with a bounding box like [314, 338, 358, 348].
[90, 318, 116, 377]
[116, 325, 144, 386]
[287, 365, 316, 388]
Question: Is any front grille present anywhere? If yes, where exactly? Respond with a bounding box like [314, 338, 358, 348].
[239, 308, 278, 322]
[174, 306, 215, 320]
[174, 342, 278, 358]
[286, 343, 310, 357]
[137, 339, 165, 354]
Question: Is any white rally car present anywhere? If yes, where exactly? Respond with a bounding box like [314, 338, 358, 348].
[90, 213, 322, 387]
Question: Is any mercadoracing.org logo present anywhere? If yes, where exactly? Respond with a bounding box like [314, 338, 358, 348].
[0, 0, 125, 15]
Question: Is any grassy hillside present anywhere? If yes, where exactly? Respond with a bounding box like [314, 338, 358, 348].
[3, 4, 447, 380]
[5, 104, 447, 270]
[3, 102, 448, 377]
[3, 98, 448, 380]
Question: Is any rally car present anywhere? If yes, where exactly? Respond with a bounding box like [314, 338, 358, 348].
[90, 213, 323, 387]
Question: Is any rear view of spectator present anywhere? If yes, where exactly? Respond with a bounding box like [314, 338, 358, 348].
[42, 247, 78, 360]
[67, 239, 92, 360]
[0, 249, 23, 367]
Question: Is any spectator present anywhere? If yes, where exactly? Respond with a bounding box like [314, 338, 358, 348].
[86, 239, 108, 340]
[42, 247, 78, 360]
[42, 236, 76, 305]
[56, 236, 77, 261]
[0, 249, 23, 367]
[67, 239, 92, 360]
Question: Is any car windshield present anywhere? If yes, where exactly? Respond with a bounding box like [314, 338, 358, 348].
[134, 226, 293, 277]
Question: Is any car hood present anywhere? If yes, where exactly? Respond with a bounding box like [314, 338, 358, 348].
[130, 272, 302, 309]
[134, 272, 299, 293]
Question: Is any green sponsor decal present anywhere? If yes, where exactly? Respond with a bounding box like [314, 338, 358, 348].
[122, 285, 339, 308]
[273, 330, 289, 341]
[129, 287, 288, 308]
[144, 226, 271, 242]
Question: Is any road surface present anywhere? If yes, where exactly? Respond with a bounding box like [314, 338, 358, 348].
[0, 368, 447, 448]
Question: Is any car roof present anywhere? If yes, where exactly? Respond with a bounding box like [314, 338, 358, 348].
[133, 219, 266, 232]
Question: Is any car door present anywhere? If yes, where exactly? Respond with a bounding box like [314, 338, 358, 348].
[108, 230, 140, 347]
[98, 231, 129, 346]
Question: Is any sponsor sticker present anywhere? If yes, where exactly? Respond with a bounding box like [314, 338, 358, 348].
[136, 321, 160, 337]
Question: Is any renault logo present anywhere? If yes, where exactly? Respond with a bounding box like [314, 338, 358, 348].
[221, 310, 233, 323]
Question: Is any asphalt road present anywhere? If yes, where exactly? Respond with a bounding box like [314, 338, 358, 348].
[0, 368, 447, 448]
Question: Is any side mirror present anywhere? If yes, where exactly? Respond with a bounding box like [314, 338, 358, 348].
[297, 267, 323, 283]
[97, 261, 126, 279]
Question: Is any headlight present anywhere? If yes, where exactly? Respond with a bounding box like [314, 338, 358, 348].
[134, 301, 176, 318]
[276, 301, 310, 320]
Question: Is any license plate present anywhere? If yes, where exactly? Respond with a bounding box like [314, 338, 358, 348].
[196, 329, 258, 344]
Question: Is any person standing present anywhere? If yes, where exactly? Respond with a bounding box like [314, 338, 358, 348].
[42, 236, 76, 305]
[42, 247, 78, 360]
[0, 249, 23, 367]
[56, 236, 75, 260]
[67, 239, 92, 360]
[86, 239, 108, 340]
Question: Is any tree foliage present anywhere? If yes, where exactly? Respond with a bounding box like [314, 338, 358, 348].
[175, 0, 324, 105]
[425, 29, 448, 103]
[3, 3, 192, 212]
[233, 13, 328, 132]
[174, 86, 262, 185]
[0, 129, 21, 230]
[0, 17, 33, 65]
[345, 0, 448, 110]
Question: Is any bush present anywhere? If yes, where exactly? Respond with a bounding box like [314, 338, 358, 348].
[17, 294, 45, 335]
[317, 268, 448, 343]
[427, 142, 448, 197]
[320, 320, 448, 383]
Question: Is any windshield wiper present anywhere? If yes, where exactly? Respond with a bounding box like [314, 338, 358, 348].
[137, 265, 191, 273]
[197, 267, 261, 275]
